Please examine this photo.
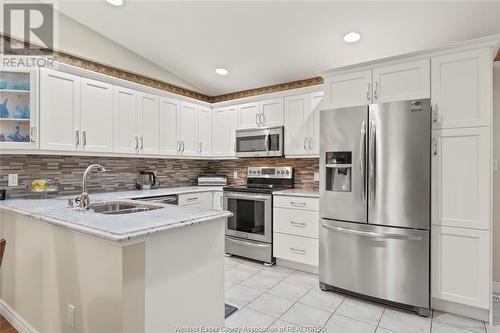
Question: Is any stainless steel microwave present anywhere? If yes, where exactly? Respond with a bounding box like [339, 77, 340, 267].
[235, 126, 284, 157]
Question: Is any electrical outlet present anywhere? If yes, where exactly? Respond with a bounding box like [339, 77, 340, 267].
[67, 304, 75, 328]
[314, 172, 320, 182]
[233, 171, 238, 179]
[8, 174, 18, 187]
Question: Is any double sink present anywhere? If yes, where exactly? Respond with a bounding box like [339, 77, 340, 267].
[89, 194, 179, 215]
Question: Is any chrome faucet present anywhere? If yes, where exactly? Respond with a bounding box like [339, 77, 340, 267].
[80, 164, 106, 209]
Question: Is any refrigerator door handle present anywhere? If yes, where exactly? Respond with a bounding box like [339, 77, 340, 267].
[369, 121, 376, 203]
[322, 223, 424, 241]
[359, 121, 367, 205]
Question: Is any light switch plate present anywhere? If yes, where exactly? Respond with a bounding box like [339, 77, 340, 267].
[233, 171, 238, 179]
[8, 174, 18, 187]
[314, 172, 320, 182]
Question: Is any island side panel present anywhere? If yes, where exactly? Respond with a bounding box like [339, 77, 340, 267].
[122, 242, 145, 333]
[145, 218, 225, 332]
[0, 212, 124, 333]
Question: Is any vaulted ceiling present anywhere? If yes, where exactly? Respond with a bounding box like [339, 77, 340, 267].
[58, 1, 500, 96]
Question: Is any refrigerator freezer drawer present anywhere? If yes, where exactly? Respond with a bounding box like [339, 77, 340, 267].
[319, 219, 429, 310]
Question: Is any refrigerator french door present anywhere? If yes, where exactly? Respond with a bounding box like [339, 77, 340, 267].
[319, 99, 431, 316]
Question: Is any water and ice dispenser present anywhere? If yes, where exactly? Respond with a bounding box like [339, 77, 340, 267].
[325, 152, 352, 192]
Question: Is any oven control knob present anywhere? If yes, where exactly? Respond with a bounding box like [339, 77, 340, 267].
[257, 170, 261, 174]
[286, 170, 289, 174]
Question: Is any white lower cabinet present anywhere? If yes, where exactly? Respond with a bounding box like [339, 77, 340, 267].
[273, 195, 319, 267]
[178, 192, 211, 209]
[431, 226, 490, 309]
[273, 233, 319, 266]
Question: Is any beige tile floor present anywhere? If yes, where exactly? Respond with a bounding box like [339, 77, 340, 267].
[225, 256, 491, 333]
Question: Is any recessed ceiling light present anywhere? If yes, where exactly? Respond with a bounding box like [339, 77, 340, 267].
[344, 32, 361, 43]
[106, 0, 124, 6]
[215, 68, 229, 76]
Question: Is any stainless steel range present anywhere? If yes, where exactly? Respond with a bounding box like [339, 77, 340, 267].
[224, 167, 293, 265]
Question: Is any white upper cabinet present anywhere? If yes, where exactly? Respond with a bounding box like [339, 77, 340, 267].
[323, 70, 372, 109]
[307, 91, 323, 155]
[178, 102, 198, 156]
[238, 98, 284, 129]
[137, 93, 160, 155]
[159, 97, 179, 156]
[284, 94, 309, 156]
[212, 106, 237, 157]
[80, 78, 113, 153]
[198, 106, 212, 156]
[284, 92, 323, 157]
[431, 127, 490, 231]
[239, 102, 260, 129]
[372, 59, 430, 103]
[431, 48, 491, 129]
[431, 225, 490, 309]
[260, 98, 284, 127]
[40, 69, 81, 151]
[113, 86, 138, 154]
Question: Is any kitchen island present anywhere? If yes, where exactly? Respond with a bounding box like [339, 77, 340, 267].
[0, 187, 231, 333]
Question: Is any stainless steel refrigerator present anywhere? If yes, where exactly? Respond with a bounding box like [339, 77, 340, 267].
[319, 99, 431, 316]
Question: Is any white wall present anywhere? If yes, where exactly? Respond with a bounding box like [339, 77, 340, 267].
[493, 62, 500, 285]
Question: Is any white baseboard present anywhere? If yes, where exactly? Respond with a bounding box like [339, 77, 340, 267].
[493, 282, 500, 294]
[0, 298, 39, 333]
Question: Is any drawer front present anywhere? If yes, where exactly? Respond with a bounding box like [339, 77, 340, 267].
[274, 208, 319, 239]
[273, 196, 319, 211]
[273, 233, 318, 266]
[178, 192, 211, 208]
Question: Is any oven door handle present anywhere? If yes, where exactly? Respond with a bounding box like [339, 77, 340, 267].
[227, 237, 270, 248]
[224, 193, 271, 201]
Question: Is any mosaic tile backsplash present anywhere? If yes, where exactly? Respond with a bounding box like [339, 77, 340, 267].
[0, 155, 319, 199]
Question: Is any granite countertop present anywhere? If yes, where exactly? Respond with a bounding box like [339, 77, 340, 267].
[0, 186, 230, 244]
[273, 189, 319, 198]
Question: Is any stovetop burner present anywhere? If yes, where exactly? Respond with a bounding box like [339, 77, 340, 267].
[223, 167, 294, 194]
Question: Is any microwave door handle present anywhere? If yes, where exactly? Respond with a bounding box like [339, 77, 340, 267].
[265, 132, 270, 155]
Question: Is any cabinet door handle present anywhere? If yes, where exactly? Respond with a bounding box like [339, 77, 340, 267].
[303, 138, 307, 150]
[256, 113, 259, 126]
[308, 137, 312, 150]
[82, 130, 87, 147]
[75, 130, 80, 146]
[290, 201, 306, 207]
[199, 142, 202, 153]
[290, 221, 306, 227]
[374, 82, 378, 99]
[181, 140, 185, 152]
[134, 136, 139, 150]
[366, 83, 371, 101]
[186, 196, 198, 201]
[433, 137, 438, 156]
[140, 136, 144, 150]
[30, 126, 36, 143]
[290, 247, 306, 254]
[432, 104, 439, 123]
[260, 113, 265, 127]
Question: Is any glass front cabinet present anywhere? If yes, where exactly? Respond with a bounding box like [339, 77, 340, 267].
[0, 69, 38, 150]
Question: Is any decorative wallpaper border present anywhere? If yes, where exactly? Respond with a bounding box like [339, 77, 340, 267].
[0, 34, 323, 103]
[3, 33, 496, 103]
